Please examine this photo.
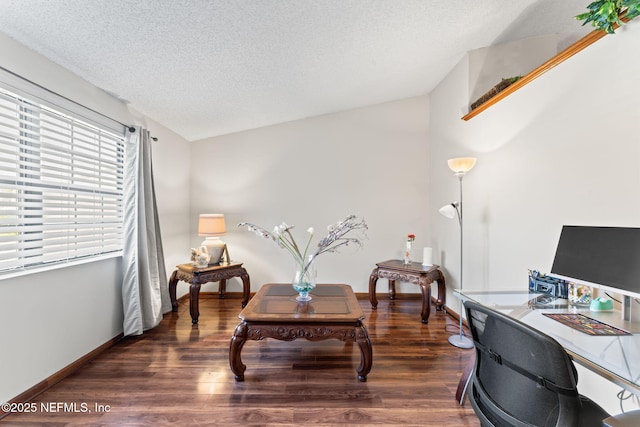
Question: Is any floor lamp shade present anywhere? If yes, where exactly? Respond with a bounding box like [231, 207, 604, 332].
[438, 203, 458, 221]
[447, 157, 476, 174]
[198, 214, 228, 264]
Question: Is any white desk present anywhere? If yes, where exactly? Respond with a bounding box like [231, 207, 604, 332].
[456, 289, 640, 397]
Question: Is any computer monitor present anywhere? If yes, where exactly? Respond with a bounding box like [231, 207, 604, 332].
[549, 225, 640, 299]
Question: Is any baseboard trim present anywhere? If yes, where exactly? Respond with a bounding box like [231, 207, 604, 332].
[0, 333, 123, 420]
[177, 291, 449, 327]
[194, 291, 424, 301]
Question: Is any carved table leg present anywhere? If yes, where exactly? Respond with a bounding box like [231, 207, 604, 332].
[419, 280, 432, 324]
[189, 283, 202, 324]
[434, 270, 446, 311]
[355, 323, 373, 381]
[229, 322, 248, 381]
[240, 269, 251, 307]
[218, 279, 227, 299]
[168, 269, 179, 312]
[368, 268, 379, 309]
[388, 279, 396, 300]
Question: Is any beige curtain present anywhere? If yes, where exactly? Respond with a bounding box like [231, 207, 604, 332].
[122, 126, 170, 336]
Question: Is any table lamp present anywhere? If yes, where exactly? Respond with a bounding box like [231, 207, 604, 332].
[198, 214, 229, 264]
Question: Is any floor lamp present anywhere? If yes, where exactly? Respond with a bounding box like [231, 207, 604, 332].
[439, 157, 476, 349]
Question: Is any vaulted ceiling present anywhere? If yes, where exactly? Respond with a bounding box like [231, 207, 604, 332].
[0, 0, 592, 141]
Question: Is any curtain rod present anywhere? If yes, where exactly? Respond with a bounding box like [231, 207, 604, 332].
[0, 65, 135, 132]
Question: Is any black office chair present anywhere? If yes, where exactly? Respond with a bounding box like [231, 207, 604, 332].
[463, 300, 611, 427]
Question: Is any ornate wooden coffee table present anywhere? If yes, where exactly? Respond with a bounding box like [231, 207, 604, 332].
[229, 283, 372, 382]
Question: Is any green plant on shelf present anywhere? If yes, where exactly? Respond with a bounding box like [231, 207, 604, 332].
[576, 0, 640, 34]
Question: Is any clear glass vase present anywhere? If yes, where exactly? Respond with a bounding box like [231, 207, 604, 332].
[292, 256, 316, 301]
[404, 241, 412, 264]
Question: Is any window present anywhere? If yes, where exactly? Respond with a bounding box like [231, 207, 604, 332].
[0, 86, 125, 274]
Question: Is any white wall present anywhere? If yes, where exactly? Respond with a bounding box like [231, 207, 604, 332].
[0, 258, 123, 403]
[189, 96, 430, 295]
[429, 24, 640, 413]
[0, 34, 191, 403]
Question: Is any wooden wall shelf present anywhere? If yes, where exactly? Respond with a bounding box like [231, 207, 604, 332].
[461, 25, 616, 121]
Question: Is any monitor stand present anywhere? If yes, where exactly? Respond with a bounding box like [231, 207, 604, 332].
[622, 295, 632, 322]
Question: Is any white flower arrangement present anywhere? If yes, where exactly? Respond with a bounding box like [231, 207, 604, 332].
[238, 214, 368, 274]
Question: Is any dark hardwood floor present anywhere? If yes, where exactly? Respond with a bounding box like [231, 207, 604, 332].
[2, 292, 480, 426]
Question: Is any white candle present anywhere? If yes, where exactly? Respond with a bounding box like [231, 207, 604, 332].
[422, 247, 433, 266]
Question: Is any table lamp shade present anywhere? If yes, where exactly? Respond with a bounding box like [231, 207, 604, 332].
[198, 214, 226, 236]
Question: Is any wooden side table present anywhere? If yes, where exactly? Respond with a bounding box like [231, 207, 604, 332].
[168, 262, 251, 324]
[368, 259, 446, 324]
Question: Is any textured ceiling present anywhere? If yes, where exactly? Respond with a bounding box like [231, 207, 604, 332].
[0, 0, 592, 141]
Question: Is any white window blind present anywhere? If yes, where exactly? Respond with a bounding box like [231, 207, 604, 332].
[0, 86, 125, 274]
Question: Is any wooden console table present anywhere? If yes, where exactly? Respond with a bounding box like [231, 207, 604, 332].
[168, 262, 251, 324]
[368, 259, 446, 324]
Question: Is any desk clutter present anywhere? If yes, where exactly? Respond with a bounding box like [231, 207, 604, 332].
[528, 269, 623, 336]
[528, 270, 569, 298]
[528, 269, 615, 311]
